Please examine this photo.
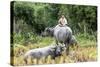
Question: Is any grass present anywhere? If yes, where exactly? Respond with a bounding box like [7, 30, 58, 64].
[11, 34, 97, 66]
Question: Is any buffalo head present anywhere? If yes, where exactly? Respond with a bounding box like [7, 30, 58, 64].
[41, 27, 54, 37]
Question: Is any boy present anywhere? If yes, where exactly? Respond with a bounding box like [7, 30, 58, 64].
[58, 15, 68, 27]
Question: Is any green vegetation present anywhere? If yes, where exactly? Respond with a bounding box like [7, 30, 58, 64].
[11, 1, 97, 45]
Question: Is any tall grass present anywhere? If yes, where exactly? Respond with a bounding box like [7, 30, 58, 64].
[11, 33, 97, 66]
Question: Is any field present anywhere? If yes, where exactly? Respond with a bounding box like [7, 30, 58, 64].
[11, 34, 97, 66]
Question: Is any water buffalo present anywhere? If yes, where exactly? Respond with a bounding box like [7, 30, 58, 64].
[43, 25, 73, 55]
[24, 45, 64, 64]
[54, 25, 73, 54]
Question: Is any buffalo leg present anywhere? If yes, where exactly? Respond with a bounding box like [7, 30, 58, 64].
[24, 59, 27, 64]
[66, 45, 69, 55]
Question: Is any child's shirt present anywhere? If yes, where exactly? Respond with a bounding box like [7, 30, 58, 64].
[58, 18, 68, 25]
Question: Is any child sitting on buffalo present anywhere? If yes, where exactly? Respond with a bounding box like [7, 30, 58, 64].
[58, 14, 68, 27]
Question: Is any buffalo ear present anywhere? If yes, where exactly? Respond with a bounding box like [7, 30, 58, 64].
[45, 27, 49, 31]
